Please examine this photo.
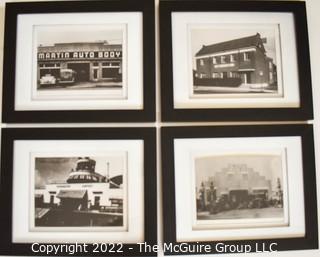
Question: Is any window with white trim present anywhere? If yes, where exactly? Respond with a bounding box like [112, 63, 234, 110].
[269, 71, 273, 81]
[230, 54, 235, 62]
[230, 72, 239, 78]
[200, 59, 204, 66]
[212, 72, 220, 78]
[212, 57, 217, 64]
[243, 52, 250, 61]
[221, 56, 226, 63]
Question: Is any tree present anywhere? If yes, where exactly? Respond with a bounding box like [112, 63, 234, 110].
[276, 178, 283, 207]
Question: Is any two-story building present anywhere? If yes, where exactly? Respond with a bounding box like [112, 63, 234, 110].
[194, 33, 277, 88]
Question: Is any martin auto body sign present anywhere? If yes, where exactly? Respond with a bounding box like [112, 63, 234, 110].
[38, 51, 122, 60]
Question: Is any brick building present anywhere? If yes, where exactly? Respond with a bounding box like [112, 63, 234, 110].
[194, 33, 277, 88]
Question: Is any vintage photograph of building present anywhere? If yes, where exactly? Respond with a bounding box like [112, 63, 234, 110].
[35, 24, 125, 98]
[190, 24, 281, 96]
[34, 155, 126, 229]
[194, 154, 287, 229]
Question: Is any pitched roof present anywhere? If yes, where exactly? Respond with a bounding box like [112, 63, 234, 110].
[195, 33, 265, 57]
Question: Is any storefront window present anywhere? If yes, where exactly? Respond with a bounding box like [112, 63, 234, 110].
[111, 62, 120, 67]
[102, 67, 119, 78]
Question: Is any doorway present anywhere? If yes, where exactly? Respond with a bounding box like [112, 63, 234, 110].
[94, 196, 100, 208]
[93, 69, 98, 80]
[240, 72, 252, 84]
[229, 190, 249, 209]
[67, 63, 90, 82]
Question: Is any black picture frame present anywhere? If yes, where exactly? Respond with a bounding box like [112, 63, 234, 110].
[2, 0, 155, 123]
[160, 0, 313, 122]
[0, 127, 157, 256]
[161, 124, 318, 254]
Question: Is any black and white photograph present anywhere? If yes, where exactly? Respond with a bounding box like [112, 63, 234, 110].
[190, 24, 282, 97]
[33, 155, 126, 229]
[194, 153, 287, 229]
[35, 24, 127, 99]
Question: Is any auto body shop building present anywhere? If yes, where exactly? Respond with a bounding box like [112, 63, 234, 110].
[37, 41, 122, 82]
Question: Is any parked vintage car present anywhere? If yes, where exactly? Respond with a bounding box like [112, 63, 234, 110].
[58, 69, 76, 85]
[39, 74, 57, 87]
[39, 69, 76, 88]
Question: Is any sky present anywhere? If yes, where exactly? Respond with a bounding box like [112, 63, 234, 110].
[36, 24, 123, 46]
[35, 155, 125, 188]
[195, 154, 284, 191]
[190, 24, 278, 69]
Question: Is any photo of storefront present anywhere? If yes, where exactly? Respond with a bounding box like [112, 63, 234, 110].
[195, 154, 285, 224]
[34, 157, 125, 227]
[37, 41, 123, 89]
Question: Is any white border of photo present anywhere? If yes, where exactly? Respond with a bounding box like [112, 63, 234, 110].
[15, 12, 143, 110]
[12, 139, 144, 244]
[174, 136, 305, 242]
[171, 12, 300, 109]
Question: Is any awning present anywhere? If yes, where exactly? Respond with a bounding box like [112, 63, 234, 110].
[56, 190, 87, 199]
[35, 208, 50, 219]
[252, 187, 269, 190]
[109, 175, 123, 188]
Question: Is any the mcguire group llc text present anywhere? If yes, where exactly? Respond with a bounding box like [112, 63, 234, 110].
[31, 242, 278, 255]
[139, 242, 278, 253]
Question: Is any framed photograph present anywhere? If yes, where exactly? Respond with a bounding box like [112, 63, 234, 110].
[0, 127, 157, 256]
[2, 0, 155, 123]
[160, 0, 313, 121]
[161, 125, 318, 254]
